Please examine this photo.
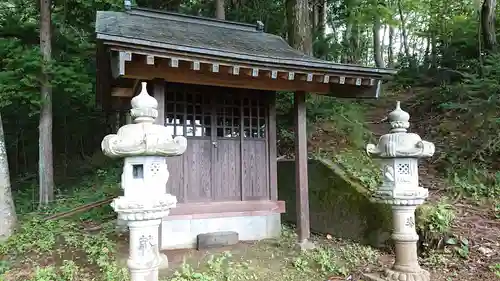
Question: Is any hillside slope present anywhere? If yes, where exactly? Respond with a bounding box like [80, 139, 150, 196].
[304, 89, 499, 280]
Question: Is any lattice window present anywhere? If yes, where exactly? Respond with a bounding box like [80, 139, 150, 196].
[165, 87, 211, 137]
[397, 163, 410, 175]
[165, 85, 267, 139]
[242, 96, 267, 139]
[215, 93, 267, 139]
[215, 92, 239, 139]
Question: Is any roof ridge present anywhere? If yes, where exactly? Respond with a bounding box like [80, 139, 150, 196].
[128, 7, 260, 33]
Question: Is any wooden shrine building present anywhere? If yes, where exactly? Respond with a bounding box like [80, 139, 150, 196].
[95, 6, 396, 249]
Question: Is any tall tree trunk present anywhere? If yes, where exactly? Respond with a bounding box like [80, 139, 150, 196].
[373, 18, 384, 67]
[286, 0, 313, 55]
[423, 33, 431, 67]
[350, 24, 361, 63]
[0, 112, 16, 241]
[312, 0, 318, 32]
[387, 26, 394, 67]
[430, 33, 437, 68]
[216, 0, 225, 20]
[317, 0, 326, 36]
[39, 0, 54, 205]
[481, 0, 497, 53]
[397, 0, 411, 58]
[341, 22, 353, 63]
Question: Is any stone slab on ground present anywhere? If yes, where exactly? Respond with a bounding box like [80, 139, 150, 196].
[197, 231, 239, 250]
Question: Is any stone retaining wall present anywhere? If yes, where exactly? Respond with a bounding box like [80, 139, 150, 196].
[277, 158, 392, 248]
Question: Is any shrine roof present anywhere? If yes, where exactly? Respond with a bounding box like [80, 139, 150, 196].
[95, 8, 395, 76]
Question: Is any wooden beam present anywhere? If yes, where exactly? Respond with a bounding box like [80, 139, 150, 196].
[146, 55, 155, 65]
[306, 73, 314, 82]
[123, 58, 331, 93]
[240, 95, 245, 201]
[241, 67, 259, 77]
[271, 70, 278, 79]
[106, 44, 393, 78]
[169, 57, 179, 68]
[294, 91, 310, 243]
[164, 200, 286, 220]
[191, 61, 200, 71]
[113, 55, 380, 97]
[211, 63, 220, 73]
[111, 87, 133, 97]
[152, 79, 165, 125]
[110, 51, 131, 78]
[230, 65, 240, 75]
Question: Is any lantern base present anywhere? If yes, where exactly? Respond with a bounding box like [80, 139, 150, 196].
[363, 268, 430, 281]
[158, 253, 169, 269]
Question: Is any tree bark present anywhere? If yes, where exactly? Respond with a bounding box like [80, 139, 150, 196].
[397, 0, 411, 58]
[342, 22, 353, 63]
[373, 18, 384, 67]
[317, 0, 326, 36]
[286, 0, 313, 55]
[481, 0, 497, 53]
[0, 112, 17, 241]
[216, 0, 225, 20]
[39, 0, 54, 205]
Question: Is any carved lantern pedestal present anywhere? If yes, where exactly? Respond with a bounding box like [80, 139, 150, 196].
[101, 82, 187, 281]
[363, 102, 435, 281]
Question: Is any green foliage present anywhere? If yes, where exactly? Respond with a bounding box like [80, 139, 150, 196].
[0, 0, 119, 177]
[0, 217, 128, 281]
[489, 263, 500, 278]
[416, 201, 456, 249]
[404, 54, 500, 199]
[333, 150, 382, 192]
[276, 92, 373, 156]
[169, 226, 380, 281]
[0, 165, 126, 281]
[171, 252, 258, 281]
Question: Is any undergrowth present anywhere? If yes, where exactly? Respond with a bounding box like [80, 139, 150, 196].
[167, 226, 380, 281]
[0, 164, 127, 281]
[404, 54, 500, 200]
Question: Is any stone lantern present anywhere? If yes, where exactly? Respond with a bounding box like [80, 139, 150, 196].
[101, 82, 187, 281]
[364, 101, 435, 281]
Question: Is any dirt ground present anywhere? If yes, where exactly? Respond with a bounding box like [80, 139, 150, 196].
[154, 224, 498, 281]
[362, 93, 500, 281]
[158, 227, 382, 281]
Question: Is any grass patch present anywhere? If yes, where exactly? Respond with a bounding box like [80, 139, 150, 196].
[0, 166, 128, 281]
[164, 226, 381, 281]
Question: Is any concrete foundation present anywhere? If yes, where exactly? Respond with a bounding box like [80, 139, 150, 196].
[160, 214, 282, 250]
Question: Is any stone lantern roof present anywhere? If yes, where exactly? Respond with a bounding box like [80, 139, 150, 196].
[101, 81, 188, 158]
[366, 101, 435, 158]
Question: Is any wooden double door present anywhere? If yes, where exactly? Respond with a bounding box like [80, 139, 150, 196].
[163, 83, 270, 203]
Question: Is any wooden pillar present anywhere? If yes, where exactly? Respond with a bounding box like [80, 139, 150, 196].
[268, 93, 278, 201]
[151, 79, 165, 253]
[152, 79, 165, 125]
[294, 91, 310, 244]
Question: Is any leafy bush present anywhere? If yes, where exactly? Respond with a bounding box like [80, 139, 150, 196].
[416, 200, 456, 250]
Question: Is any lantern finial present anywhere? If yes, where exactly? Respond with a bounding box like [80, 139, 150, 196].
[130, 82, 158, 123]
[388, 101, 410, 133]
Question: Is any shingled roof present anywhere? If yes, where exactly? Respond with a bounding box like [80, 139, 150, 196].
[95, 8, 394, 76]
